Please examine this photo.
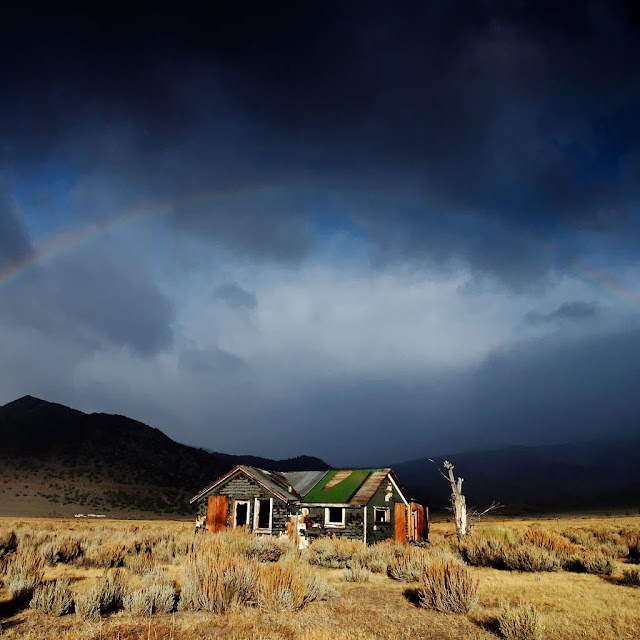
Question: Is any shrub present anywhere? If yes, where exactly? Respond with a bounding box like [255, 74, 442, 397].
[521, 528, 574, 555]
[85, 543, 126, 568]
[304, 537, 364, 569]
[257, 562, 307, 612]
[388, 549, 431, 582]
[76, 569, 128, 620]
[358, 541, 404, 574]
[622, 567, 640, 586]
[74, 590, 101, 622]
[304, 573, 337, 602]
[124, 550, 155, 574]
[30, 579, 74, 616]
[624, 533, 640, 562]
[498, 603, 543, 640]
[123, 569, 176, 615]
[343, 561, 370, 583]
[417, 556, 479, 613]
[180, 549, 260, 613]
[365, 558, 387, 574]
[504, 545, 560, 573]
[244, 535, 289, 562]
[564, 550, 615, 575]
[564, 528, 594, 547]
[4, 548, 45, 598]
[40, 537, 83, 565]
[459, 534, 509, 569]
[0, 529, 17, 557]
[97, 570, 127, 613]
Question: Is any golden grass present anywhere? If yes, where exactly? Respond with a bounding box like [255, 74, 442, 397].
[0, 515, 639, 639]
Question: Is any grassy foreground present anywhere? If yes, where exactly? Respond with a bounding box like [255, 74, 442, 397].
[0, 515, 639, 639]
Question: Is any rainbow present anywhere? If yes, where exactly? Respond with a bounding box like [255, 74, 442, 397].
[0, 185, 287, 291]
[570, 258, 640, 312]
[0, 183, 388, 292]
[0, 201, 173, 291]
[2, 187, 639, 316]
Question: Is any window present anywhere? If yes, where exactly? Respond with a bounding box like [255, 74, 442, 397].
[254, 498, 273, 531]
[325, 506, 345, 527]
[374, 507, 390, 523]
[234, 500, 250, 528]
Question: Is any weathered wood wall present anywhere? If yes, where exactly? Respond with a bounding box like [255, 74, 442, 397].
[303, 506, 365, 540]
[365, 473, 406, 544]
[195, 471, 289, 535]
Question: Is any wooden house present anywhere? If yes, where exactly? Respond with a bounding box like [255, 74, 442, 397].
[190, 465, 428, 545]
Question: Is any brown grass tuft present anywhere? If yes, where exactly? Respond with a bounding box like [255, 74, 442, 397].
[4, 547, 45, 598]
[257, 562, 307, 612]
[30, 579, 74, 616]
[417, 555, 479, 613]
[498, 602, 543, 640]
[622, 566, 640, 586]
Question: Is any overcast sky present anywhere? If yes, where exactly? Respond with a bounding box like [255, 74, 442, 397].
[1, 1, 640, 465]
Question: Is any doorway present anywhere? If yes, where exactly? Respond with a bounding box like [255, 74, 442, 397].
[234, 500, 249, 528]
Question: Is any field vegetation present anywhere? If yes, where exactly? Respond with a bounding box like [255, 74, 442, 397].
[0, 515, 638, 639]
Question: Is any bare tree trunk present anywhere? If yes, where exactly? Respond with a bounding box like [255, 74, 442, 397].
[444, 461, 467, 540]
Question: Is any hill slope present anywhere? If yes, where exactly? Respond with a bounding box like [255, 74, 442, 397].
[395, 439, 640, 514]
[0, 396, 329, 517]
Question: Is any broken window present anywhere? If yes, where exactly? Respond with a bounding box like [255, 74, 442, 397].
[234, 501, 249, 527]
[374, 507, 390, 523]
[256, 498, 272, 530]
[325, 506, 345, 527]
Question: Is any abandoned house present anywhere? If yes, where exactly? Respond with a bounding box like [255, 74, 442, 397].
[190, 465, 428, 545]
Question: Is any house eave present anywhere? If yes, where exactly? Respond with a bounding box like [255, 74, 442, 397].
[189, 465, 294, 504]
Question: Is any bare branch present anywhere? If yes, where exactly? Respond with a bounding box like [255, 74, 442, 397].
[428, 458, 451, 481]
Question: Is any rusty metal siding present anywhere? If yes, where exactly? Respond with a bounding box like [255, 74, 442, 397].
[206, 495, 228, 532]
[283, 470, 329, 497]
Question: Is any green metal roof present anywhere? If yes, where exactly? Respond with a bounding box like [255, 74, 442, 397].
[301, 469, 382, 503]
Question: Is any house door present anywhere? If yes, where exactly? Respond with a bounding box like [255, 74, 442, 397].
[206, 495, 228, 533]
[394, 502, 406, 544]
[407, 503, 427, 542]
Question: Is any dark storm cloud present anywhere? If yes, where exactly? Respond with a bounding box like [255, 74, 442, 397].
[0, 248, 174, 356]
[178, 347, 248, 374]
[524, 300, 600, 325]
[3, 1, 640, 280]
[243, 325, 640, 464]
[214, 283, 257, 310]
[0, 184, 31, 268]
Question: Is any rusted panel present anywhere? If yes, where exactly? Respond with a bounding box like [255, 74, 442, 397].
[394, 502, 406, 544]
[206, 495, 228, 533]
[350, 470, 389, 506]
[288, 515, 301, 547]
[416, 504, 427, 541]
[407, 502, 427, 542]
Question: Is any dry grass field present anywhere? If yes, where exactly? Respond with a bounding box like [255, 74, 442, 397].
[0, 515, 639, 640]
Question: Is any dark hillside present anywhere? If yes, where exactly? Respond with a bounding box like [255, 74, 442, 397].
[395, 439, 640, 514]
[0, 396, 329, 517]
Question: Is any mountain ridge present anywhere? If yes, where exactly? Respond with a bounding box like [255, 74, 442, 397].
[1, 395, 639, 517]
[0, 395, 330, 517]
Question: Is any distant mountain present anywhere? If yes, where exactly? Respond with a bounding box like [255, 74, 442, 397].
[1, 395, 638, 518]
[0, 396, 329, 517]
[394, 439, 640, 514]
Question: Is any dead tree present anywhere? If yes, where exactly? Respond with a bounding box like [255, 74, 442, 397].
[430, 459, 502, 540]
[430, 459, 467, 540]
